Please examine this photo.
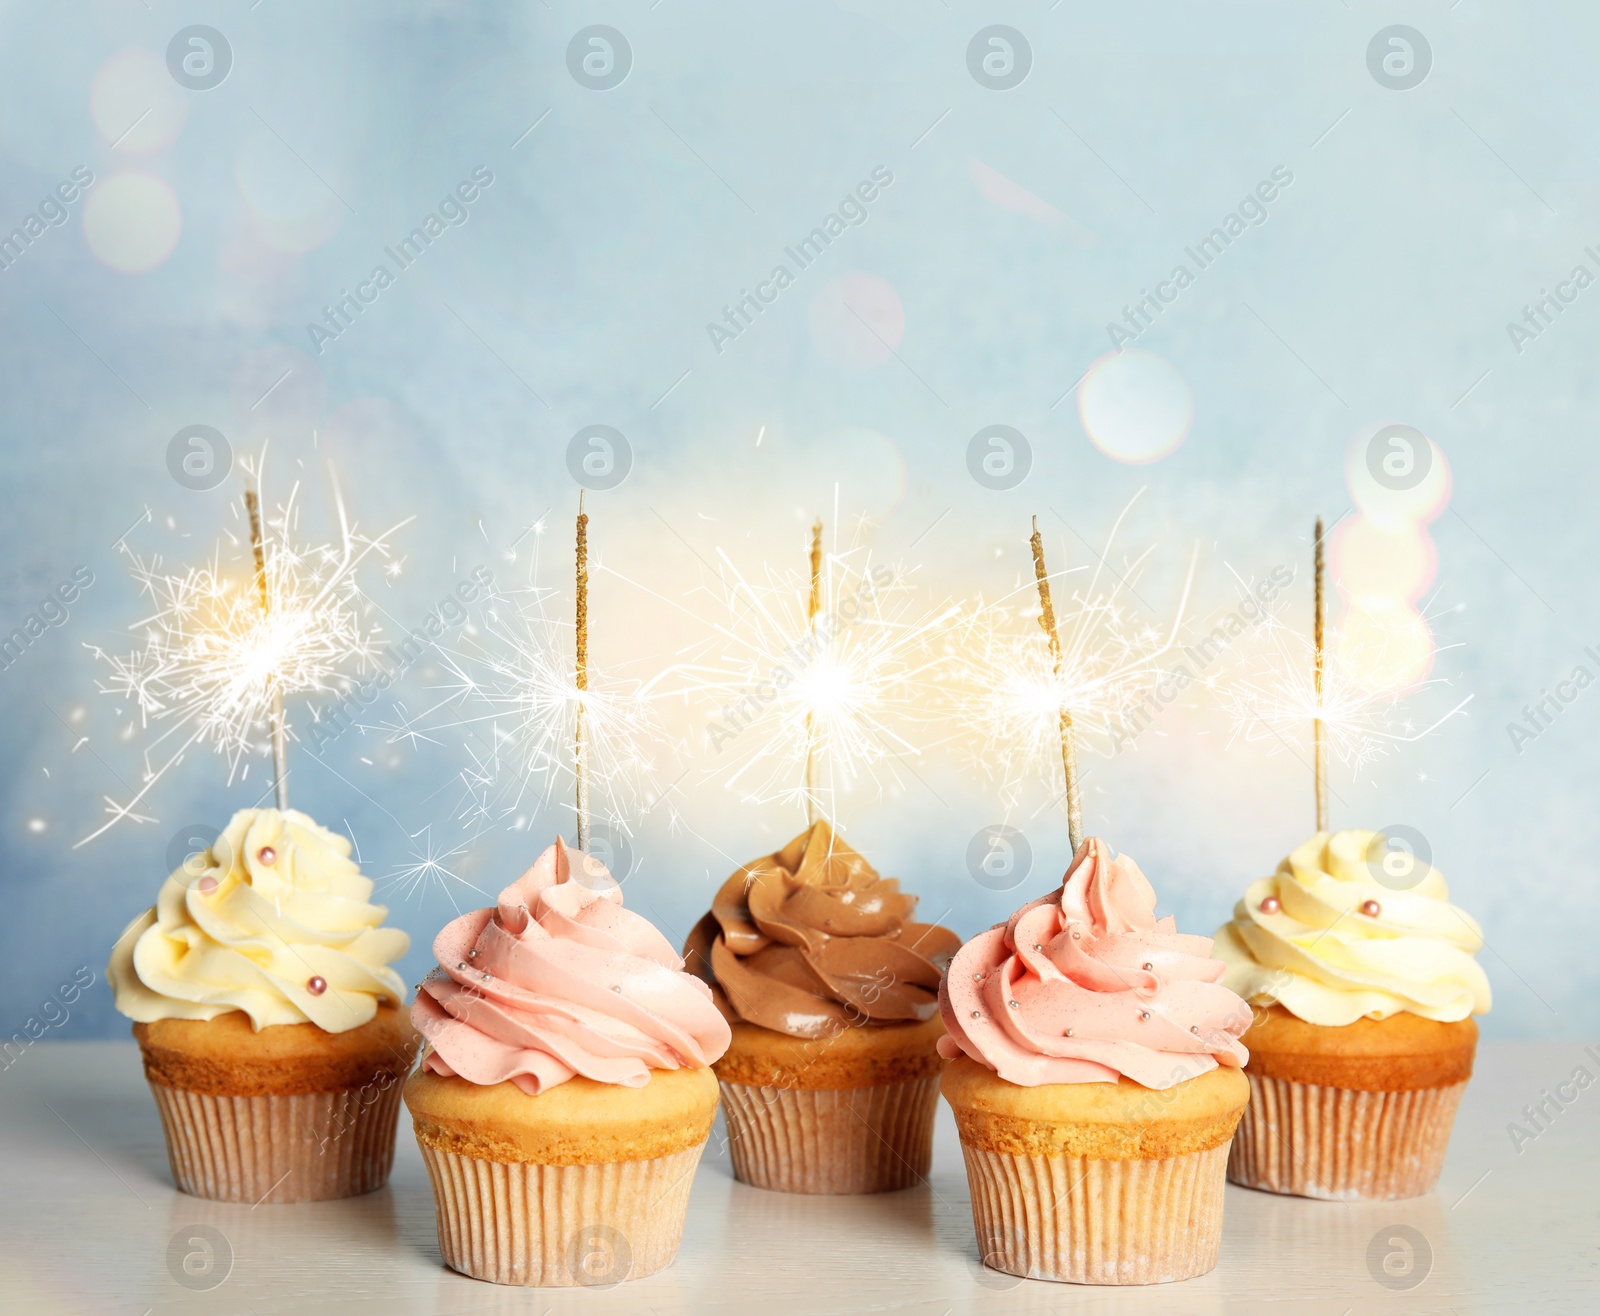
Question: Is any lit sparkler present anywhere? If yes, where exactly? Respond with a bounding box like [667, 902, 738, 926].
[78, 459, 410, 847]
[683, 510, 960, 820]
[942, 496, 1196, 818]
[402, 505, 663, 841]
[1216, 535, 1472, 795]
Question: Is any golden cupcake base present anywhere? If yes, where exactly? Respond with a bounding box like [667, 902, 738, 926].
[1228, 1074, 1467, 1200]
[150, 1081, 404, 1203]
[711, 1017, 947, 1195]
[418, 1142, 706, 1286]
[133, 1006, 417, 1203]
[1228, 1006, 1476, 1200]
[962, 1141, 1231, 1284]
[942, 1058, 1248, 1285]
[720, 1074, 939, 1194]
[404, 1066, 721, 1287]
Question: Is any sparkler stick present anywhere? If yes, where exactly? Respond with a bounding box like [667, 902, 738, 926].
[574, 494, 590, 853]
[1215, 531, 1472, 785]
[245, 486, 289, 811]
[803, 517, 823, 826]
[651, 503, 956, 814]
[79, 459, 408, 848]
[1029, 517, 1083, 851]
[946, 494, 1196, 814]
[1312, 516, 1328, 834]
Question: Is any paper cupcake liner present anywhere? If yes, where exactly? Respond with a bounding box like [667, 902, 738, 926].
[1227, 1073, 1467, 1201]
[719, 1075, 940, 1195]
[417, 1142, 706, 1287]
[958, 1140, 1230, 1285]
[149, 1078, 404, 1203]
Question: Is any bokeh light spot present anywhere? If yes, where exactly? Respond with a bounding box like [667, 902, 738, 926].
[1336, 596, 1435, 696]
[1345, 423, 1452, 528]
[809, 273, 905, 369]
[83, 170, 182, 273]
[1079, 349, 1193, 464]
[90, 49, 188, 154]
[1330, 516, 1437, 605]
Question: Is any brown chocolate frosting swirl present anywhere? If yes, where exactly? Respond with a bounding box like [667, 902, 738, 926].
[683, 821, 960, 1039]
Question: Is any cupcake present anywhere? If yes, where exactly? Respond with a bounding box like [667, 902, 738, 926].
[1214, 829, 1491, 1200]
[107, 807, 417, 1203]
[682, 820, 960, 1194]
[405, 838, 730, 1287]
[939, 837, 1252, 1285]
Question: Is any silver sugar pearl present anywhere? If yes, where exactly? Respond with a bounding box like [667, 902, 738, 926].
[970, 1011, 982, 1019]
[1191, 1026, 1201, 1035]
[1066, 1028, 1074, 1037]
[972, 973, 983, 981]
[456, 962, 467, 970]
[467, 949, 478, 958]
[1008, 1000, 1020, 1009]
[481, 972, 491, 982]
[1140, 1011, 1151, 1021]
[1142, 962, 1153, 971]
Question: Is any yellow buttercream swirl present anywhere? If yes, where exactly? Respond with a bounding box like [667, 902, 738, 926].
[108, 808, 409, 1033]
[1213, 830, 1491, 1026]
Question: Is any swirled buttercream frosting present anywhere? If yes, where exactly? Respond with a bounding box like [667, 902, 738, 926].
[414, 839, 731, 1094]
[683, 821, 960, 1039]
[938, 838, 1250, 1089]
[108, 808, 409, 1033]
[1213, 830, 1492, 1026]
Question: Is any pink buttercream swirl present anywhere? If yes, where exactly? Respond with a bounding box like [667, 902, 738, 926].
[938, 838, 1251, 1090]
[414, 839, 731, 1094]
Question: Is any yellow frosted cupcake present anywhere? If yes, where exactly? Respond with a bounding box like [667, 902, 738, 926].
[405, 839, 730, 1286]
[1214, 829, 1492, 1200]
[107, 807, 416, 1202]
[939, 838, 1252, 1284]
[683, 820, 959, 1194]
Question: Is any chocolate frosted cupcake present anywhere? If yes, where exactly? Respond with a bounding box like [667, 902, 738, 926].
[683, 820, 959, 1194]
[1214, 829, 1492, 1200]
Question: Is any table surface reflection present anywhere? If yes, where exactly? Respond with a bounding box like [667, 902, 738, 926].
[0, 1040, 1592, 1314]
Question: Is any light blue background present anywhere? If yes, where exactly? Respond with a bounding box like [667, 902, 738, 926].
[1, 2, 1593, 1042]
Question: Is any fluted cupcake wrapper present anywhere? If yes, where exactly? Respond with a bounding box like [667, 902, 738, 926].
[719, 1074, 939, 1195]
[148, 1078, 403, 1203]
[416, 1141, 705, 1287]
[1228, 1074, 1467, 1201]
[958, 1141, 1230, 1285]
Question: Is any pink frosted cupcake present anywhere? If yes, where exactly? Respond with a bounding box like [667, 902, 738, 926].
[404, 839, 731, 1287]
[939, 838, 1253, 1285]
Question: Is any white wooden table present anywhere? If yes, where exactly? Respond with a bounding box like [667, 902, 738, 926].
[1, 1041, 1593, 1314]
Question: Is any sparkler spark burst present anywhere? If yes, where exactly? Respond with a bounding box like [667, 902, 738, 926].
[684, 530, 960, 818]
[1216, 602, 1472, 773]
[78, 469, 409, 846]
[941, 502, 1194, 811]
[380, 824, 481, 908]
[400, 579, 665, 839]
